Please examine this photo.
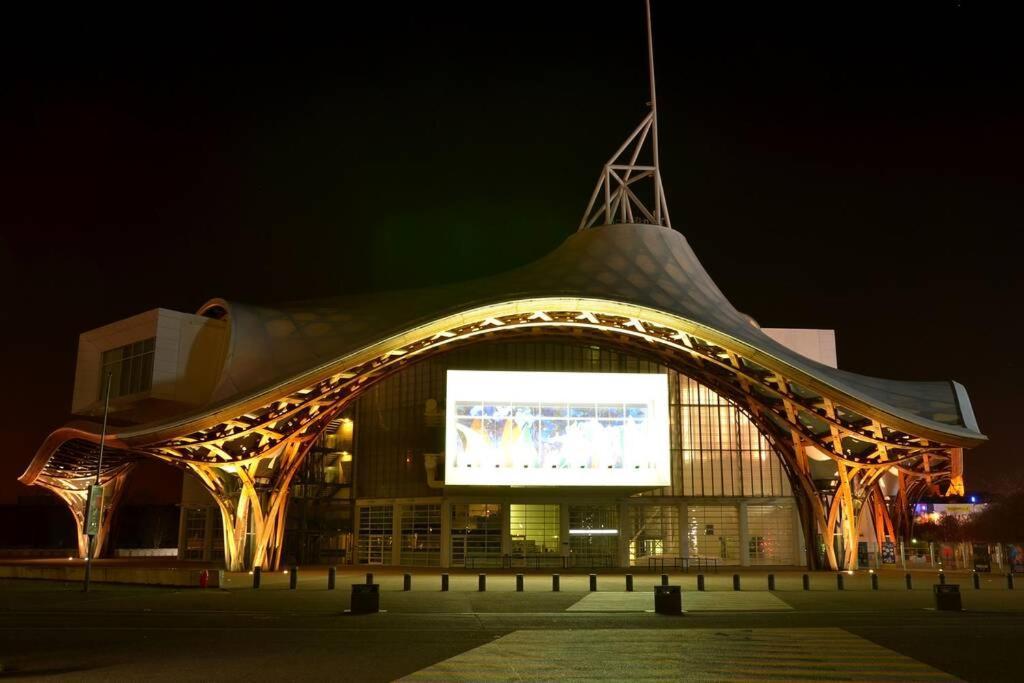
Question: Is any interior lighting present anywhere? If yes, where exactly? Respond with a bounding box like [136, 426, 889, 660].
[569, 529, 618, 535]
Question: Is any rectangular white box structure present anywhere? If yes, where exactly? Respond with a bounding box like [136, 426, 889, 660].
[445, 370, 670, 487]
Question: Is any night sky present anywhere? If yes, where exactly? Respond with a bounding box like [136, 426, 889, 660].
[2, 2, 1020, 504]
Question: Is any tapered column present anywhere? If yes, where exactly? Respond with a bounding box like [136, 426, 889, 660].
[187, 435, 318, 571]
[43, 466, 134, 560]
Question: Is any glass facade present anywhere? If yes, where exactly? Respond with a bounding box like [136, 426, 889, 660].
[688, 504, 741, 565]
[450, 504, 502, 567]
[400, 504, 441, 566]
[510, 504, 561, 565]
[100, 338, 155, 399]
[357, 505, 393, 565]
[332, 340, 805, 568]
[747, 502, 796, 565]
[674, 376, 791, 498]
[568, 505, 619, 564]
[627, 505, 680, 566]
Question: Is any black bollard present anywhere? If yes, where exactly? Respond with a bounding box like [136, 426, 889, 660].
[478, 574, 486, 592]
[802, 573, 810, 591]
[1008, 573, 1015, 590]
[837, 573, 845, 591]
[366, 572, 374, 585]
[661, 573, 669, 587]
[252, 566, 262, 589]
[871, 573, 879, 590]
[626, 574, 634, 592]
[697, 574, 705, 591]
[589, 574, 598, 592]
[552, 574, 560, 592]
[403, 573, 412, 591]
[972, 572, 980, 590]
[905, 573, 913, 590]
[732, 574, 741, 591]
[328, 566, 336, 590]
[289, 566, 298, 590]
[767, 574, 776, 591]
[516, 574, 524, 592]
[939, 572, 946, 585]
[441, 573, 449, 592]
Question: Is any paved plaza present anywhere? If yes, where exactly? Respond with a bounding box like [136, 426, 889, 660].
[1, 568, 1022, 681]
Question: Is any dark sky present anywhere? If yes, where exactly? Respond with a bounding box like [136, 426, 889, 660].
[1, 2, 1020, 504]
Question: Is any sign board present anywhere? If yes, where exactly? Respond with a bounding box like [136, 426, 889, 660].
[85, 484, 104, 536]
[881, 540, 896, 564]
[445, 370, 670, 487]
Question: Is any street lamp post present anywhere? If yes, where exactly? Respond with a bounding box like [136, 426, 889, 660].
[83, 371, 113, 593]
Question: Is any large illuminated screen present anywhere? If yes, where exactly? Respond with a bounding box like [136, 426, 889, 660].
[445, 370, 670, 486]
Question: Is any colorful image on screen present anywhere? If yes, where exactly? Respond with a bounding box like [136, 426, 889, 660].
[445, 370, 670, 486]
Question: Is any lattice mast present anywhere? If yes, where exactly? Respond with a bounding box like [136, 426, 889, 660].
[579, 0, 671, 230]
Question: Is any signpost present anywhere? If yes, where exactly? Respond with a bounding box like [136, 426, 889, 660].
[83, 372, 112, 593]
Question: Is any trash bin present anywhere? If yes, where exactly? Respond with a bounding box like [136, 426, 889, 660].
[654, 585, 682, 615]
[351, 583, 380, 614]
[933, 583, 961, 611]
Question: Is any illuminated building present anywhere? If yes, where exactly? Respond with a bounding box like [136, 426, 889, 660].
[18, 4, 984, 572]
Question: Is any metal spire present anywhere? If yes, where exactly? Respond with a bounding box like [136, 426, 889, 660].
[579, 0, 671, 230]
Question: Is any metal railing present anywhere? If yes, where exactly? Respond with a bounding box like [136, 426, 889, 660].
[645, 556, 720, 573]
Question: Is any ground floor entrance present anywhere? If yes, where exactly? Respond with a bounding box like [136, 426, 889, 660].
[353, 497, 804, 568]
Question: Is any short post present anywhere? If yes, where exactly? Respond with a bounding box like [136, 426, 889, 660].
[836, 573, 845, 591]
[802, 573, 810, 591]
[697, 574, 705, 591]
[905, 572, 913, 590]
[1008, 573, 1015, 590]
[589, 574, 598, 592]
[516, 574, 524, 592]
[252, 566, 262, 589]
[289, 566, 298, 590]
[366, 572, 374, 585]
[972, 572, 980, 590]
[767, 574, 775, 591]
[871, 572, 879, 590]
[661, 573, 669, 586]
[441, 573, 449, 592]
[625, 574, 634, 592]
[552, 574, 560, 592]
[732, 574, 741, 591]
[403, 573, 412, 591]
[478, 574, 486, 592]
[939, 571, 946, 585]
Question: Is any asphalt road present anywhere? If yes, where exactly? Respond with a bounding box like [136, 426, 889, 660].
[1, 572, 1021, 681]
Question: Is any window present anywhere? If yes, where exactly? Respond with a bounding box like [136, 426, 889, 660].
[747, 503, 796, 565]
[183, 508, 207, 561]
[400, 504, 441, 566]
[357, 505, 393, 565]
[510, 504, 561, 565]
[450, 504, 502, 567]
[100, 338, 155, 399]
[568, 505, 618, 564]
[627, 505, 679, 565]
[688, 505, 740, 565]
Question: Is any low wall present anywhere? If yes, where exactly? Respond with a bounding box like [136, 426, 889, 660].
[0, 564, 221, 588]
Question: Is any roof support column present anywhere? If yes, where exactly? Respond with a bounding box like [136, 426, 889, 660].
[185, 434, 319, 572]
[42, 465, 133, 560]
